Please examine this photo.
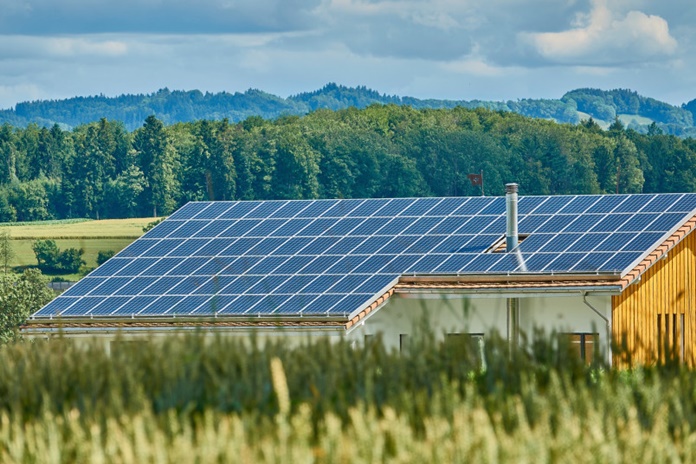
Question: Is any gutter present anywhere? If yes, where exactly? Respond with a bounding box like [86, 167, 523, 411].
[582, 291, 612, 367]
[395, 286, 623, 297]
[22, 324, 346, 337]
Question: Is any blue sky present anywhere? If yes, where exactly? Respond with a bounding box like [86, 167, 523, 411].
[0, 0, 693, 109]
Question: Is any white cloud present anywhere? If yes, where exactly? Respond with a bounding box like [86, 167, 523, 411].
[523, 0, 677, 65]
[45, 38, 128, 57]
[0, 83, 42, 108]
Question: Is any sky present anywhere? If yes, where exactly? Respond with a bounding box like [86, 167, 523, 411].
[0, 0, 694, 110]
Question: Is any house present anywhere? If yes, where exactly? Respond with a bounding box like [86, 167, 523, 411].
[23, 185, 696, 366]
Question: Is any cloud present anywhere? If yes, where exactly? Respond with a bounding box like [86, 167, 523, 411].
[0, 36, 128, 61]
[311, 0, 478, 61]
[522, 0, 678, 65]
[0, 0, 321, 35]
[0, 0, 694, 111]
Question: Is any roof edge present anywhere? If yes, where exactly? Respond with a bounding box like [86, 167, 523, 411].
[619, 213, 696, 289]
[344, 288, 395, 330]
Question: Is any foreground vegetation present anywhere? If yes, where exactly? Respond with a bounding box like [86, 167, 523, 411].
[2, 331, 696, 462]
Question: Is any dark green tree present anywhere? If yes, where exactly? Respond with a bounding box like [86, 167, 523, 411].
[134, 116, 179, 216]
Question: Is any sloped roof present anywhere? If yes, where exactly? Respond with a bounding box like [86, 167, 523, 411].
[27, 193, 696, 326]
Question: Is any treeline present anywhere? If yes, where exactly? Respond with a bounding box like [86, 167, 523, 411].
[3, 83, 695, 135]
[0, 104, 695, 222]
[563, 88, 695, 133]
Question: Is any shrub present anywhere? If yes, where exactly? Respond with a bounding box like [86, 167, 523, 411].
[57, 247, 85, 273]
[143, 217, 165, 233]
[32, 239, 85, 273]
[96, 250, 116, 266]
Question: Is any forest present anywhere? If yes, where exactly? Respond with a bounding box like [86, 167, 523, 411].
[0, 103, 695, 223]
[2, 84, 695, 136]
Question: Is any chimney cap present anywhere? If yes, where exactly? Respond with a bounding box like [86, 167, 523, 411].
[505, 183, 518, 194]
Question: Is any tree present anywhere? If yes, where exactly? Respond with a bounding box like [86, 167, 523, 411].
[0, 229, 14, 274]
[0, 269, 54, 344]
[58, 247, 85, 273]
[32, 239, 84, 273]
[0, 124, 17, 184]
[96, 250, 115, 266]
[104, 165, 146, 218]
[9, 180, 52, 222]
[32, 239, 60, 270]
[134, 115, 180, 217]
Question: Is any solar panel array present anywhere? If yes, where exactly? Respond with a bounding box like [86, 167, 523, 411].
[33, 193, 696, 320]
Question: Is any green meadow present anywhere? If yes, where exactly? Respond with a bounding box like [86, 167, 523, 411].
[1, 217, 156, 279]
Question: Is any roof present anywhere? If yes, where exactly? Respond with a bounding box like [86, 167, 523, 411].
[27, 193, 696, 328]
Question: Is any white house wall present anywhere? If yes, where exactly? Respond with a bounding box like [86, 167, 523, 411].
[348, 292, 612, 355]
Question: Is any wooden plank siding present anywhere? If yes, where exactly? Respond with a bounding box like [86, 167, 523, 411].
[612, 230, 696, 367]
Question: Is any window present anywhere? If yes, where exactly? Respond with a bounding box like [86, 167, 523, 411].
[560, 333, 597, 364]
[399, 334, 410, 353]
[658, 313, 685, 363]
[444, 333, 485, 368]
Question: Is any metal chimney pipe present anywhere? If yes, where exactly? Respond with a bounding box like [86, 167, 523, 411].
[505, 183, 518, 252]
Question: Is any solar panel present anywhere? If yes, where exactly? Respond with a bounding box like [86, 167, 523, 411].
[193, 220, 237, 238]
[168, 202, 209, 220]
[668, 195, 696, 213]
[347, 198, 390, 217]
[169, 221, 211, 238]
[399, 197, 441, 216]
[218, 201, 261, 219]
[535, 215, 577, 233]
[427, 197, 468, 216]
[169, 276, 212, 295]
[33, 194, 696, 321]
[533, 196, 574, 215]
[647, 213, 690, 232]
[614, 195, 655, 213]
[193, 202, 234, 219]
[586, 195, 625, 213]
[244, 201, 286, 219]
[91, 297, 130, 315]
[268, 201, 307, 218]
[518, 215, 552, 233]
[296, 200, 339, 218]
[517, 196, 548, 214]
[557, 196, 599, 214]
[111, 296, 158, 316]
[114, 277, 158, 295]
[142, 221, 184, 238]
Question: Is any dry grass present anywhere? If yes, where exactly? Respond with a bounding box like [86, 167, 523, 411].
[1, 217, 159, 239]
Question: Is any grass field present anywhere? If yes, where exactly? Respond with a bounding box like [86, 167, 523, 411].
[1, 217, 158, 279]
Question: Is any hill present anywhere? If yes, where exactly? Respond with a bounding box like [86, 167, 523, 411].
[1, 84, 695, 136]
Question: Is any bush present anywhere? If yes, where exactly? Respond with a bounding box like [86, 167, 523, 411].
[32, 239, 85, 273]
[96, 250, 116, 266]
[57, 247, 85, 273]
[143, 217, 165, 233]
